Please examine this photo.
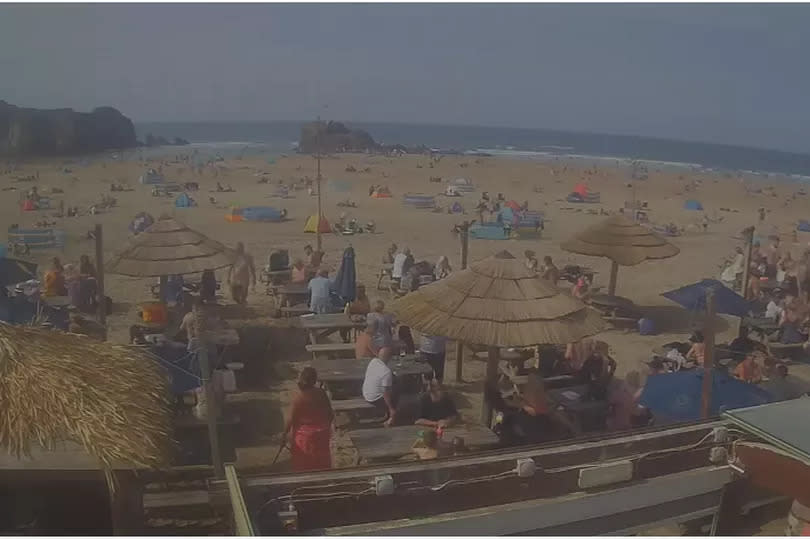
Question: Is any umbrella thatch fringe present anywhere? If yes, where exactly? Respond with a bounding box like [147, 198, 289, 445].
[0, 323, 172, 470]
[560, 215, 680, 266]
[106, 217, 237, 277]
[391, 251, 605, 347]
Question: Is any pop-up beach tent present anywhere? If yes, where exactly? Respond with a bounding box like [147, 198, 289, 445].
[452, 178, 475, 192]
[139, 169, 165, 184]
[304, 214, 332, 233]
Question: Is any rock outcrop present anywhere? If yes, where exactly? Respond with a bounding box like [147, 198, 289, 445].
[0, 101, 137, 157]
[298, 121, 377, 154]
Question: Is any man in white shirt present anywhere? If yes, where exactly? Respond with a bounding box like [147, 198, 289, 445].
[362, 347, 397, 425]
[391, 247, 412, 282]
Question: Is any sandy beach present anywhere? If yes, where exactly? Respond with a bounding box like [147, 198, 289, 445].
[4, 149, 810, 472]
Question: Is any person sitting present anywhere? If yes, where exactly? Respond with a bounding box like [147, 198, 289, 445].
[685, 331, 705, 366]
[415, 379, 459, 428]
[362, 347, 398, 426]
[541, 256, 560, 285]
[382, 243, 398, 265]
[729, 326, 764, 357]
[765, 292, 785, 320]
[200, 269, 217, 303]
[734, 353, 764, 384]
[303, 244, 323, 273]
[43, 257, 67, 297]
[524, 250, 539, 273]
[578, 341, 615, 400]
[355, 322, 377, 360]
[291, 259, 308, 284]
[307, 268, 333, 314]
[762, 364, 810, 400]
[341, 284, 371, 342]
[648, 357, 669, 376]
[284, 367, 334, 472]
[434, 256, 452, 280]
[572, 274, 592, 300]
[606, 376, 636, 432]
[397, 325, 416, 355]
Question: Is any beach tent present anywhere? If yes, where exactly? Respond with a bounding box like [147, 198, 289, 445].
[403, 193, 436, 209]
[684, 199, 704, 211]
[450, 202, 464, 214]
[304, 214, 332, 233]
[328, 179, 351, 193]
[139, 169, 164, 184]
[371, 186, 393, 198]
[798, 220, 810, 233]
[227, 206, 286, 223]
[452, 177, 475, 192]
[174, 192, 195, 208]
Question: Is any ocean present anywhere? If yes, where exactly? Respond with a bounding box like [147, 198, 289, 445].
[135, 121, 810, 179]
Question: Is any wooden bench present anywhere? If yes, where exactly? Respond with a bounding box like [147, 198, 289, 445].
[305, 342, 356, 360]
[766, 342, 806, 359]
[330, 398, 382, 426]
[280, 304, 313, 318]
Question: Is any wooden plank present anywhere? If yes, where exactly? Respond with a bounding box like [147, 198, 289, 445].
[323, 466, 733, 536]
[306, 357, 431, 384]
[331, 399, 375, 412]
[306, 343, 356, 352]
[299, 313, 365, 330]
[143, 489, 210, 508]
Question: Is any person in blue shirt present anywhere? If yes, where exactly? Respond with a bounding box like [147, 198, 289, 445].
[307, 268, 333, 314]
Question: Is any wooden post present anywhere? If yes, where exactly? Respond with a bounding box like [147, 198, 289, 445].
[315, 115, 323, 253]
[607, 260, 619, 296]
[741, 226, 755, 300]
[194, 303, 225, 479]
[94, 224, 107, 338]
[480, 346, 500, 426]
[455, 221, 470, 382]
[701, 289, 716, 419]
[109, 470, 144, 535]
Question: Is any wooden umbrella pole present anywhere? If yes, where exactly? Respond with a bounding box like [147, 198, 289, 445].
[607, 260, 619, 296]
[700, 290, 716, 419]
[480, 346, 500, 426]
[455, 222, 470, 382]
[194, 303, 224, 478]
[741, 226, 754, 300]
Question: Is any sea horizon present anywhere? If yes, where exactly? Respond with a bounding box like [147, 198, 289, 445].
[135, 120, 810, 179]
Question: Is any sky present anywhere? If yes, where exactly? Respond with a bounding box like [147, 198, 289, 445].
[1, 3, 810, 153]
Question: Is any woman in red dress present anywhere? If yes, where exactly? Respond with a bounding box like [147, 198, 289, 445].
[284, 367, 334, 471]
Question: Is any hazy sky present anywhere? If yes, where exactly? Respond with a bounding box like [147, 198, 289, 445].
[2, 3, 810, 152]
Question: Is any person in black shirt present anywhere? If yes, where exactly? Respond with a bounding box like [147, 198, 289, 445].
[728, 326, 764, 358]
[415, 380, 459, 428]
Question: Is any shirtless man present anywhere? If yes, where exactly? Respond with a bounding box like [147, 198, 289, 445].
[227, 242, 256, 305]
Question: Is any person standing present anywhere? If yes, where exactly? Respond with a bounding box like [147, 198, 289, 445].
[367, 300, 396, 350]
[307, 268, 333, 314]
[420, 333, 448, 382]
[362, 347, 397, 426]
[227, 242, 256, 305]
[284, 367, 334, 471]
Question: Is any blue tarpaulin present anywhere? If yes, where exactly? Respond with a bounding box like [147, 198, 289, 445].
[684, 199, 704, 211]
[661, 278, 752, 318]
[640, 370, 772, 423]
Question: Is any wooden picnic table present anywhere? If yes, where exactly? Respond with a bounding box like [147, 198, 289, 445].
[307, 356, 431, 385]
[547, 384, 609, 434]
[299, 313, 365, 345]
[349, 424, 500, 463]
[271, 283, 309, 306]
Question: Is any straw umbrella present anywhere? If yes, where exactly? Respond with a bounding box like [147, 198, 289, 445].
[392, 250, 605, 424]
[0, 324, 171, 468]
[560, 214, 680, 296]
[106, 216, 237, 478]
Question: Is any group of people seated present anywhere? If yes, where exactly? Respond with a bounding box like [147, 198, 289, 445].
[523, 250, 560, 286]
[42, 255, 99, 313]
[386, 245, 450, 293]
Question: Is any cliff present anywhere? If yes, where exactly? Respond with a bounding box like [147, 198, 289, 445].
[0, 101, 137, 157]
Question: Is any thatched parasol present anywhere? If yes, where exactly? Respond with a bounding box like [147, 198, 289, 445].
[393, 251, 604, 347]
[392, 250, 604, 424]
[0, 323, 171, 469]
[106, 217, 237, 277]
[560, 214, 680, 295]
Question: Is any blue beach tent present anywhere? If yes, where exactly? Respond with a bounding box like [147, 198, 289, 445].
[684, 199, 704, 211]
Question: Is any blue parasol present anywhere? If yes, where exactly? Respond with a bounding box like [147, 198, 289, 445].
[640, 370, 772, 424]
[661, 278, 752, 318]
[333, 246, 357, 304]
